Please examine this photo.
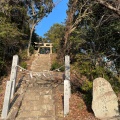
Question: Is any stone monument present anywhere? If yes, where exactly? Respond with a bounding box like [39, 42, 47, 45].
[92, 77, 119, 119]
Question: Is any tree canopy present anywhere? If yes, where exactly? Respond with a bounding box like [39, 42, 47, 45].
[49, 0, 120, 80]
[44, 23, 65, 53]
[24, 0, 54, 56]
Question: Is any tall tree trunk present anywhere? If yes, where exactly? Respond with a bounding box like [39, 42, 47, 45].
[63, 0, 78, 55]
[63, 0, 91, 56]
[27, 24, 35, 57]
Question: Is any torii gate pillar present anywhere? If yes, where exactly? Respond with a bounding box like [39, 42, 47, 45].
[50, 46, 52, 54]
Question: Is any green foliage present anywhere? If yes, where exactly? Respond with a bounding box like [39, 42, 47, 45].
[29, 46, 34, 55]
[24, 0, 54, 56]
[0, 58, 6, 76]
[20, 62, 27, 69]
[0, 0, 40, 78]
[0, 18, 23, 41]
[26, 0, 53, 23]
[19, 50, 28, 60]
[74, 53, 120, 93]
[75, 54, 104, 80]
[81, 80, 92, 92]
[66, 4, 120, 110]
[50, 61, 64, 72]
[105, 75, 120, 94]
[44, 23, 65, 53]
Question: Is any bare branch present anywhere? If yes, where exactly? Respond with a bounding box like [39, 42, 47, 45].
[96, 0, 120, 16]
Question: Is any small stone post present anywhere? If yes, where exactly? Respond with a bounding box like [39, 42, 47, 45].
[10, 55, 19, 99]
[64, 55, 71, 117]
[65, 55, 71, 97]
[1, 81, 12, 119]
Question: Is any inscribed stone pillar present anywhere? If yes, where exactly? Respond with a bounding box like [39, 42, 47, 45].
[65, 55, 71, 98]
[64, 80, 70, 117]
[50, 46, 52, 54]
[65, 55, 70, 80]
[64, 55, 71, 117]
[92, 77, 119, 119]
[10, 55, 19, 99]
[1, 81, 12, 119]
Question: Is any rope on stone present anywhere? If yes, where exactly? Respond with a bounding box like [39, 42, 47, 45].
[17, 64, 65, 79]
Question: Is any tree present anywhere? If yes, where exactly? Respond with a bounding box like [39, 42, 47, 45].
[0, 0, 29, 77]
[95, 0, 120, 16]
[63, 0, 92, 55]
[63, 1, 120, 100]
[62, 0, 120, 55]
[84, 3, 120, 74]
[24, 0, 54, 56]
[68, 1, 120, 77]
[44, 23, 65, 53]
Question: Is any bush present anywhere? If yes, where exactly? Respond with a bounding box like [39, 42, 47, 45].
[72, 53, 120, 111]
[20, 62, 27, 69]
[51, 61, 64, 72]
[29, 46, 34, 55]
[19, 50, 28, 60]
[81, 80, 92, 92]
[0, 58, 6, 77]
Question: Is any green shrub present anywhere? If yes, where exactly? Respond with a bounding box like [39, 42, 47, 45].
[0, 58, 6, 76]
[72, 53, 120, 109]
[81, 80, 92, 92]
[20, 62, 27, 69]
[51, 61, 64, 72]
[19, 50, 28, 60]
[29, 46, 34, 54]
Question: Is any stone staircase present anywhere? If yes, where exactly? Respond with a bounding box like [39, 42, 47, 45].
[31, 54, 51, 72]
[15, 79, 56, 120]
[6, 54, 64, 120]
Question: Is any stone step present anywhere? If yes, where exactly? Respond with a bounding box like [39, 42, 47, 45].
[19, 104, 55, 112]
[14, 55, 57, 120]
[16, 110, 55, 119]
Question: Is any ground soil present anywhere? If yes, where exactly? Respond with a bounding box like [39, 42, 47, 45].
[54, 80, 99, 120]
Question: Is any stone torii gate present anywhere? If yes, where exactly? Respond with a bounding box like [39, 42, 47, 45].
[34, 42, 53, 54]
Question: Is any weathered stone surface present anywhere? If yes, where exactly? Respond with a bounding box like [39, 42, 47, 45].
[10, 55, 19, 99]
[64, 55, 71, 117]
[101, 116, 120, 120]
[64, 80, 70, 116]
[6, 94, 24, 120]
[6, 54, 63, 120]
[92, 77, 119, 119]
[1, 81, 12, 119]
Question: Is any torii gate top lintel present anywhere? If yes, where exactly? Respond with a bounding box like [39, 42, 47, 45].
[34, 42, 53, 46]
[34, 42, 53, 54]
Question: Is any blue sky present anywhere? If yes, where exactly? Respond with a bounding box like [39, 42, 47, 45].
[35, 0, 68, 37]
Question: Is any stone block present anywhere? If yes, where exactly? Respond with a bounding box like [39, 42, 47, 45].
[10, 55, 19, 99]
[92, 77, 119, 119]
[1, 81, 12, 119]
[64, 80, 70, 117]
